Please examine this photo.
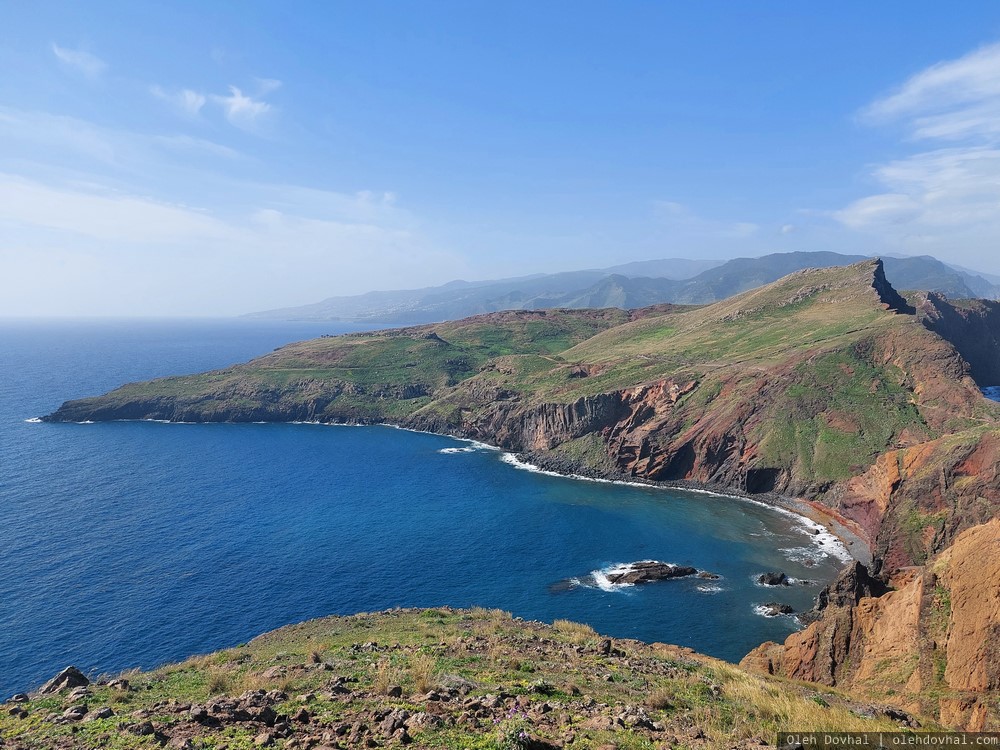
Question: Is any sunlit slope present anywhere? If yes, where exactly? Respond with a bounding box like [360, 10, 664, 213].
[0, 608, 915, 749]
[44, 308, 637, 423]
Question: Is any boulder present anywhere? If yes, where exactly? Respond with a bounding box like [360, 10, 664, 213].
[757, 572, 789, 586]
[39, 666, 89, 695]
[760, 602, 795, 617]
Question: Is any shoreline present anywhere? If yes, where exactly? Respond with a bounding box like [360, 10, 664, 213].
[37, 414, 873, 567]
[498, 447, 870, 567]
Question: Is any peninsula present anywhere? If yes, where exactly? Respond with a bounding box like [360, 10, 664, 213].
[38, 260, 1000, 733]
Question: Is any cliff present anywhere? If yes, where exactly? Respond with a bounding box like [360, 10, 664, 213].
[742, 519, 1000, 731]
[43, 259, 1000, 730]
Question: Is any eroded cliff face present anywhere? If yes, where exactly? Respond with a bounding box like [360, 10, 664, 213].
[742, 520, 1000, 730]
[432, 323, 993, 570]
[916, 293, 1000, 386]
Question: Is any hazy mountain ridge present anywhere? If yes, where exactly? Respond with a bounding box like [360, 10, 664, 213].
[246, 252, 999, 323]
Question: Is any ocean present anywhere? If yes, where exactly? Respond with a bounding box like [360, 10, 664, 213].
[0, 319, 850, 698]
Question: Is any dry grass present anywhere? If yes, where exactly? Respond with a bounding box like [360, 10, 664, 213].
[234, 671, 270, 694]
[552, 619, 597, 645]
[645, 687, 674, 710]
[373, 658, 396, 695]
[704, 666, 902, 742]
[408, 652, 438, 694]
[205, 665, 232, 696]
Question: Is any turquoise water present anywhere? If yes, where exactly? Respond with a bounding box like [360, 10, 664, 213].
[0, 320, 848, 698]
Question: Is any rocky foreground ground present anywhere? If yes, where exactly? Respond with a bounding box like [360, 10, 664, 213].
[1, 608, 924, 749]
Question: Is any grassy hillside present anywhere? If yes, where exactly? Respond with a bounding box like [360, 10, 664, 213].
[0, 608, 917, 749]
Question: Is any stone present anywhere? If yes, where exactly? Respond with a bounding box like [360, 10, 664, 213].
[189, 705, 209, 721]
[39, 666, 89, 695]
[130, 720, 156, 736]
[757, 572, 790, 586]
[62, 705, 87, 721]
[606, 561, 699, 585]
[760, 602, 795, 617]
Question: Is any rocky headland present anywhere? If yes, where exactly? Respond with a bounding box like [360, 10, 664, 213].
[40, 259, 1000, 731]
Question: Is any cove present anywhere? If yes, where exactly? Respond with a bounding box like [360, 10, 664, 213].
[0, 321, 848, 698]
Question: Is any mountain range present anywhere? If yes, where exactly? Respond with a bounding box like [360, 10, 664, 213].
[246, 251, 1000, 324]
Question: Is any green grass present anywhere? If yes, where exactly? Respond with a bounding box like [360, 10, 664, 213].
[1, 609, 919, 749]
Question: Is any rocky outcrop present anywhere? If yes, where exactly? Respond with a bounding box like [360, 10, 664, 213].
[742, 521, 1000, 730]
[38, 667, 88, 695]
[604, 562, 700, 585]
[917, 293, 1000, 385]
[757, 572, 790, 587]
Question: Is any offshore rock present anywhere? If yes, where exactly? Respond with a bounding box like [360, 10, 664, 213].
[604, 562, 699, 585]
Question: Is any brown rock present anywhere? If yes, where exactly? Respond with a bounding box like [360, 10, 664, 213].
[39, 666, 89, 695]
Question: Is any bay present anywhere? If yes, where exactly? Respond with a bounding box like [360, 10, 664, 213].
[0, 319, 847, 698]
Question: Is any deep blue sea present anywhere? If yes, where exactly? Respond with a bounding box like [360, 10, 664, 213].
[0, 319, 850, 698]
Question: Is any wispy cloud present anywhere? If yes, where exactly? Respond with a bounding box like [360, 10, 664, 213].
[0, 106, 242, 168]
[212, 85, 274, 129]
[254, 78, 282, 96]
[51, 43, 107, 78]
[862, 42, 1000, 141]
[834, 41, 1000, 266]
[150, 78, 280, 131]
[150, 86, 207, 117]
[0, 145, 460, 315]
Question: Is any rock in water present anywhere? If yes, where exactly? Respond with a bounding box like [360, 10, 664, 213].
[760, 602, 795, 617]
[606, 561, 698, 585]
[757, 572, 789, 586]
[39, 666, 89, 695]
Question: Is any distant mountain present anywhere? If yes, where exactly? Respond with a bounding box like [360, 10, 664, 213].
[245, 251, 999, 323]
[244, 258, 719, 323]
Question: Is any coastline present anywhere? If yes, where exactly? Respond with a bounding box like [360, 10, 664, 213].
[38, 414, 872, 567]
[501, 447, 870, 567]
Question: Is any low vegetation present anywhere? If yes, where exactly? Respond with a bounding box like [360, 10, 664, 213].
[0, 608, 920, 749]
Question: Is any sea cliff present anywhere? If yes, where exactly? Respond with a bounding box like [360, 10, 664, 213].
[42, 260, 1000, 730]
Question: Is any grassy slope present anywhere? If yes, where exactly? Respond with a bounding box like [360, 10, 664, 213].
[47, 263, 998, 500]
[47, 309, 637, 423]
[0, 609, 917, 750]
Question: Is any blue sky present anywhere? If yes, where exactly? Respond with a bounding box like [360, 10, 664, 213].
[5, 3, 1000, 316]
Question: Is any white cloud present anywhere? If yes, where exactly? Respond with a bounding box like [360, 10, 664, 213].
[863, 42, 1000, 141]
[51, 43, 107, 78]
[0, 170, 466, 316]
[832, 41, 1000, 269]
[255, 78, 282, 96]
[212, 86, 272, 129]
[0, 173, 236, 244]
[150, 86, 207, 117]
[150, 79, 280, 131]
[0, 106, 242, 168]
